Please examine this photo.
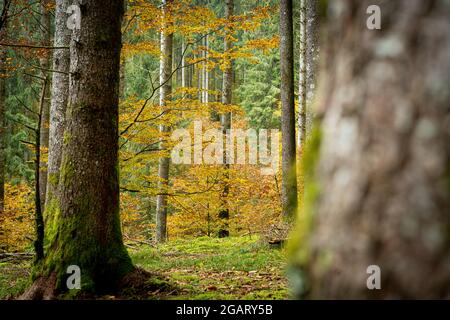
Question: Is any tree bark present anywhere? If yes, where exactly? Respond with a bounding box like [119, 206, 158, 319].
[0, 14, 6, 215]
[292, 0, 450, 299]
[27, 0, 133, 296]
[218, 0, 234, 238]
[298, 0, 307, 148]
[38, 0, 51, 211]
[280, 0, 298, 219]
[45, 0, 71, 215]
[304, 0, 318, 136]
[156, 0, 173, 243]
[34, 78, 48, 262]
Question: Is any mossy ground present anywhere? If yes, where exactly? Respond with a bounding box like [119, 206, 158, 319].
[0, 236, 289, 300]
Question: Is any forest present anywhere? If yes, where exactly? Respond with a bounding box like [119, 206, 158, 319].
[0, 0, 449, 301]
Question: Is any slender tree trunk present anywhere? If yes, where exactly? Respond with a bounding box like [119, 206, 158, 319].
[45, 0, 71, 215]
[203, 35, 209, 104]
[298, 0, 307, 147]
[304, 0, 318, 135]
[24, 0, 133, 297]
[280, 0, 298, 219]
[181, 40, 186, 88]
[38, 0, 51, 211]
[218, 0, 234, 238]
[156, 0, 173, 243]
[292, 0, 450, 299]
[0, 17, 6, 215]
[34, 78, 48, 262]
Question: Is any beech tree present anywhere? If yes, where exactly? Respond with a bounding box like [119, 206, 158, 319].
[45, 0, 71, 209]
[291, 0, 450, 299]
[218, 0, 234, 238]
[156, 0, 174, 243]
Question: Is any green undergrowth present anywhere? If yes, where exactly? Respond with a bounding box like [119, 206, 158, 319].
[0, 235, 289, 300]
[130, 235, 289, 300]
[0, 260, 32, 299]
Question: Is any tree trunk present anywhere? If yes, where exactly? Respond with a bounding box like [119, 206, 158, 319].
[156, 0, 173, 243]
[0, 16, 6, 215]
[181, 40, 186, 88]
[218, 0, 234, 238]
[298, 0, 306, 147]
[38, 0, 51, 211]
[304, 0, 318, 136]
[34, 78, 48, 262]
[292, 0, 450, 299]
[45, 0, 71, 215]
[203, 35, 209, 104]
[280, 0, 298, 219]
[26, 0, 133, 297]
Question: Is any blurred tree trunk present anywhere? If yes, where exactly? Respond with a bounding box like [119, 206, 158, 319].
[45, 0, 71, 215]
[23, 0, 133, 298]
[38, 0, 51, 211]
[156, 0, 173, 243]
[292, 0, 450, 299]
[218, 0, 234, 238]
[280, 0, 298, 219]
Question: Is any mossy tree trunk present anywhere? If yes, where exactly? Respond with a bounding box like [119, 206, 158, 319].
[280, 0, 298, 219]
[25, 0, 133, 297]
[291, 0, 450, 299]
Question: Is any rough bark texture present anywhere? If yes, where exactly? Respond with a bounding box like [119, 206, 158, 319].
[45, 0, 71, 217]
[156, 0, 173, 243]
[280, 0, 298, 219]
[292, 0, 450, 299]
[38, 1, 51, 210]
[26, 0, 133, 297]
[218, 0, 234, 238]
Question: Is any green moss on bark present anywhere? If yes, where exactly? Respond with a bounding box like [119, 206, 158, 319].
[60, 157, 74, 187]
[287, 123, 322, 297]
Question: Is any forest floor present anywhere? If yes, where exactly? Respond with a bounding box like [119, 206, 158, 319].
[0, 236, 289, 300]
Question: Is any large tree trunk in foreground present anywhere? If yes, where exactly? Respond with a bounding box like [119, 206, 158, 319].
[218, 0, 234, 238]
[24, 0, 133, 298]
[156, 0, 173, 243]
[45, 0, 71, 211]
[291, 0, 450, 299]
[280, 0, 298, 219]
